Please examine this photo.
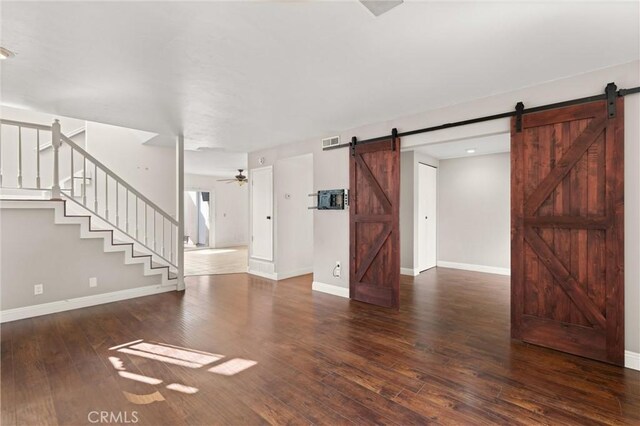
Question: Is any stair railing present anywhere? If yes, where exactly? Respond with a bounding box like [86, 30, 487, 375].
[0, 118, 179, 269]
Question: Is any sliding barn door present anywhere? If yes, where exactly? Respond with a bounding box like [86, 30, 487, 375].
[511, 99, 624, 365]
[350, 138, 401, 308]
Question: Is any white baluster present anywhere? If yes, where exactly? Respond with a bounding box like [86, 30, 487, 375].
[153, 211, 157, 251]
[51, 120, 62, 200]
[17, 126, 22, 188]
[162, 216, 165, 256]
[115, 181, 119, 227]
[36, 130, 41, 189]
[70, 148, 75, 197]
[125, 188, 129, 233]
[135, 196, 139, 239]
[144, 203, 148, 245]
[82, 156, 87, 205]
[105, 175, 109, 220]
[94, 164, 98, 212]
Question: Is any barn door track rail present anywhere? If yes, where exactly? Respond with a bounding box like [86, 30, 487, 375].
[328, 82, 640, 152]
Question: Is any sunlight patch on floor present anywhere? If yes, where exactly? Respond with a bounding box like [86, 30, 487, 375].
[108, 340, 258, 404]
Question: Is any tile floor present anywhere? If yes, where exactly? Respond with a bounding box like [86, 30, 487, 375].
[184, 246, 248, 276]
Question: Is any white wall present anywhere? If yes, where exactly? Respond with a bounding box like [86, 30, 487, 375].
[185, 173, 248, 248]
[275, 154, 313, 278]
[86, 121, 176, 216]
[248, 60, 640, 355]
[437, 153, 510, 270]
[215, 179, 249, 247]
[0, 206, 161, 311]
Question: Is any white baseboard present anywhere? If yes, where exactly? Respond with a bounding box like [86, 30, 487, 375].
[626, 350, 640, 371]
[312, 281, 349, 298]
[437, 261, 511, 276]
[276, 267, 313, 281]
[247, 269, 278, 280]
[400, 267, 420, 276]
[0, 283, 177, 323]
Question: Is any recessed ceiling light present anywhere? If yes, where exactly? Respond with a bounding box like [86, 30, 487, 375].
[466, 148, 476, 154]
[0, 47, 16, 60]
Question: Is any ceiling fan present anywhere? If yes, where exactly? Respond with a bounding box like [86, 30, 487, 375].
[217, 169, 248, 186]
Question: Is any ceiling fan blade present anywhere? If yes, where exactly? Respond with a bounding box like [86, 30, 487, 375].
[217, 179, 236, 182]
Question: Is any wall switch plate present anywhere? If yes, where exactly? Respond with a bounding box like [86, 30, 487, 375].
[34, 284, 44, 295]
[89, 277, 98, 288]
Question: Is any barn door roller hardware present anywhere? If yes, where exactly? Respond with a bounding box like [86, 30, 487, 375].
[605, 82, 617, 118]
[324, 82, 640, 151]
[391, 128, 398, 150]
[350, 136, 357, 157]
[515, 102, 525, 133]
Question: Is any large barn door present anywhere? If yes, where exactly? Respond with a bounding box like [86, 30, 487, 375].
[350, 137, 400, 309]
[511, 98, 624, 365]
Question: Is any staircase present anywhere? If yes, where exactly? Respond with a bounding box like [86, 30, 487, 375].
[0, 118, 182, 320]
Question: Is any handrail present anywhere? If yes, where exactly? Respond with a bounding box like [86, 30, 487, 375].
[0, 118, 52, 131]
[60, 133, 178, 226]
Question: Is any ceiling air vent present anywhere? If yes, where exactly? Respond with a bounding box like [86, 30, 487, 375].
[322, 136, 340, 149]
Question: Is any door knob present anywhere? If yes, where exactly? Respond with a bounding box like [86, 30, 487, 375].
[267, 216, 271, 220]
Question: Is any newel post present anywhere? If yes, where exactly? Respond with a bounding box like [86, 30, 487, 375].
[51, 119, 62, 200]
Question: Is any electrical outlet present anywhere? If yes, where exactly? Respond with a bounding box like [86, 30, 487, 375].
[334, 261, 341, 278]
[89, 277, 98, 288]
[34, 284, 44, 295]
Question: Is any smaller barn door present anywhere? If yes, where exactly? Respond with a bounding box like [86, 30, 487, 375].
[511, 98, 624, 365]
[350, 138, 400, 309]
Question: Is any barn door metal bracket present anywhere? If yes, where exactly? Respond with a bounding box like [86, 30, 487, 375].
[391, 128, 398, 151]
[350, 136, 357, 157]
[605, 82, 617, 118]
[515, 102, 525, 132]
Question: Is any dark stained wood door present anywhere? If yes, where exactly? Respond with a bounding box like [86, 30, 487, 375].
[511, 98, 624, 365]
[350, 138, 400, 308]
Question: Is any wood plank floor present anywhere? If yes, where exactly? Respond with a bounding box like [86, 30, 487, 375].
[1, 268, 639, 425]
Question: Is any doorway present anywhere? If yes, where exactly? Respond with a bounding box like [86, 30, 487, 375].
[184, 190, 211, 248]
[417, 163, 437, 272]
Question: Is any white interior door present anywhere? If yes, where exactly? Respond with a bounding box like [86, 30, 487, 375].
[418, 163, 437, 271]
[251, 167, 273, 260]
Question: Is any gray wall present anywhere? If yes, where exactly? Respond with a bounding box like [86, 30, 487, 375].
[248, 61, 639, 354]
[275, 153, 314, 276]
[437, 153, 510, 269]
[0, 207, 161, 311]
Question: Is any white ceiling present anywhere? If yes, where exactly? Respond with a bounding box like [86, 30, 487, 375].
[1, 1, 638, 154]
[412, 132, 510, 160]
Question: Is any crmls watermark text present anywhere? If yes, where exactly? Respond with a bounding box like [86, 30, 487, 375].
[87, 411, 139, 424]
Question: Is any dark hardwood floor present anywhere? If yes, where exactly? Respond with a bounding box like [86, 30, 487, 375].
[1, 268, 639, 425]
